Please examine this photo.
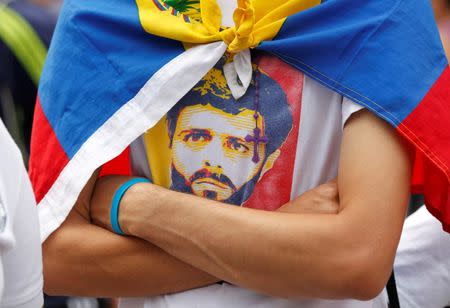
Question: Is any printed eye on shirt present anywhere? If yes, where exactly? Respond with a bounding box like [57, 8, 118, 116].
[143, 53, 302, 211]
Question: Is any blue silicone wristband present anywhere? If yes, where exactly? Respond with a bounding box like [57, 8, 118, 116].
[111, 177, 151, 235]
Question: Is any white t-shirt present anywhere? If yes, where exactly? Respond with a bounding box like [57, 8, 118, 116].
[0, 121, 43, 308]
[121, 53, 390, 308]
[120, 1, 391, 307]
[394, 206, 450, 308]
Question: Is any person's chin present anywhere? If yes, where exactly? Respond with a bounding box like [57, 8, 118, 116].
[191, 181, 233, 201]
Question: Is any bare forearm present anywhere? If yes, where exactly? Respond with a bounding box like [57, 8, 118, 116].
[122, 184, 386, 300]
[120, 111, 411, 300]
[43, 209, 218, 297]
[84, 175, 340, 298]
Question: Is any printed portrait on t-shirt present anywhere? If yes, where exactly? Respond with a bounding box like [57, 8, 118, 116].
[166, 61, 292, 205]
[143, 54, 303, 210]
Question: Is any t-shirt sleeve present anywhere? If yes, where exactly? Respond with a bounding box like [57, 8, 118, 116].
[341, 96, 364, 128]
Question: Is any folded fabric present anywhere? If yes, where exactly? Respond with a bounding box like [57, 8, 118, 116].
[29, 0, 450, 241]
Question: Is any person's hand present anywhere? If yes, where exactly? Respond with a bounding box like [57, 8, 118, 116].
[277, 179, 340, 215]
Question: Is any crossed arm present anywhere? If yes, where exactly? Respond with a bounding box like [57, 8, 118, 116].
[43, 110, 412, 299]
[42, 168, 338, 297]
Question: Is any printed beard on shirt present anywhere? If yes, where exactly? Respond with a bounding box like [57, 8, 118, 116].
[166, 59, 293, 206]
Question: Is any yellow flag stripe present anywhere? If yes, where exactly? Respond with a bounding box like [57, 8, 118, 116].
[135, 0, 320, 53]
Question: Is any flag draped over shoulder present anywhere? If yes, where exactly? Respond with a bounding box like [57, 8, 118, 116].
[29, 0, 450, 241]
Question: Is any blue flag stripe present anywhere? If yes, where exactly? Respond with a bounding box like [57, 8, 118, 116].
[259, 0, 448, 126]
[39, 0, 184, 158]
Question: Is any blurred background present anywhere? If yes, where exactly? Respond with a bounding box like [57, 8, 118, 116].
[0, 0, 449, 307]
[1, 1, 117, 307]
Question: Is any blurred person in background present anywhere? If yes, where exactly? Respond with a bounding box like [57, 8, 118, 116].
[394, 206, 450, 308]
[0, 118, 43, 307]
[1, 2, 116, 307]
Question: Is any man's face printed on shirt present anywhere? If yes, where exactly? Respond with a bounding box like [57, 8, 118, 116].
[171, 104, 266, 201]
[165, 60, 293, 205]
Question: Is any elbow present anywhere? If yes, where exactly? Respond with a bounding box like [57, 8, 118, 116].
[43, 282, 59, 297]
[42, 239, 63, 295]
[43, 265, 64, 296]
[42, 234, 76, 296]
[345, 268, 389, 301]
[338, 246, 393, 301]
[263, 243, 392, 300]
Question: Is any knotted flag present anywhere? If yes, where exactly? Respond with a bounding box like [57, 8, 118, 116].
[29, 0, 450, 241]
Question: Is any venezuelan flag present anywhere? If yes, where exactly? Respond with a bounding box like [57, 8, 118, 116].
[29, 0, 450, 241]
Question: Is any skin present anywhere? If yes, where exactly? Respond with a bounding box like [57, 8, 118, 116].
[43, 170, 339, 297]
[432, 0, 450, 21]
[43, 110, 412, 300]
[433, 0, 450, 57]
